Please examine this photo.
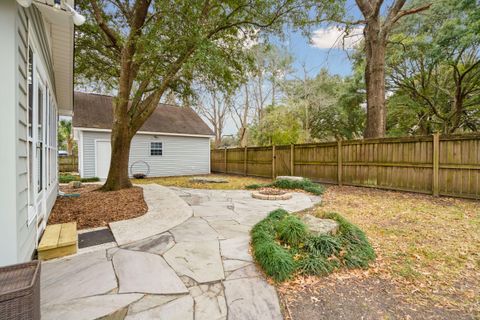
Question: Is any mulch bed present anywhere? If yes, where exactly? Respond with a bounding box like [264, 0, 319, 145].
[48, 184, 148, 229]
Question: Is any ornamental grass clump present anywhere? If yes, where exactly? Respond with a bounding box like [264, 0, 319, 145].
[246, 178, 325, 195]
[251, 210, 375, 282]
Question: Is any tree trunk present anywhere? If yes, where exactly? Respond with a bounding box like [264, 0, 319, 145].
[363, 22, 387, 138]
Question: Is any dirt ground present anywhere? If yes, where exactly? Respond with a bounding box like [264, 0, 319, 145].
[48, 184, 147, 229]
[279, 185, 480, 320]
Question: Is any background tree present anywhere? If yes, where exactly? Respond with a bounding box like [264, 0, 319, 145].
[354, 0, 431, 138]
[58, 119, 76, 155]
[386, 0, 480, 135]
[76, 0, 344, 190]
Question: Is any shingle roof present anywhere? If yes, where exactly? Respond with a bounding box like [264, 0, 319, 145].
[73, 91, 214, 136]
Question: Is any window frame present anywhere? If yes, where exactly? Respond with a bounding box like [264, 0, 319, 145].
[150, 141, 163, 156]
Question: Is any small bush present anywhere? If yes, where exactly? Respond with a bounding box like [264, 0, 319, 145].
[253, 240, 295, 282]
[245, 183, 265, 189]
[273, 178, 325, 195]
[80, 177, 100, 183]
[251, 210, 375, 282]
[297, 254, 335, 276]
[305, 234, 341, 257]
[277, 215, 308, 246]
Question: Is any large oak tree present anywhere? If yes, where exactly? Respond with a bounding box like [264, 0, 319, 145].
[354, 0, 431, 138]
[75, 0, 343, 190]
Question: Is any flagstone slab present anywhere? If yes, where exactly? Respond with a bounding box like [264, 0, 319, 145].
[226, 264, 261, 280]
[125, 295, 194, 320]
[163, 240, 224, 283]
[224, 277, 282, 320]
[41, 250, 117, 306]
[189, 283, 227, 320]
[121, 232, 175, 255]
[208, 219, 250, 239]
[170, 217, 220, 242]
[220, 237, 253, 262]
[112, 249, 188, 294]
[110, 184, 192, 246]
[192, 205, 236, 217]
[127, 294, 181, 315]
[41, 294, 142, 320]
[222, 259, 252, 272]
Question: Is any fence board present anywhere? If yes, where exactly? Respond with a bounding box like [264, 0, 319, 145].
[58, 155, 78, 172]
[211, 133, 480, 199]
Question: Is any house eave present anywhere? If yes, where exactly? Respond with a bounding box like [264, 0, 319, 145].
[73, 127, 215, 139]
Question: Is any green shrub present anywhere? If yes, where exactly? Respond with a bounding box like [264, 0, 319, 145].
[297, 254, 335, 276]
[80, 177, 100, 182]
[253, 240, 295, 282]
[251, 210, 375, 282]
[277, 215, 308, 246]
[305, 234, 341, 257]
[272, 178, 325, 195]
[245, 183, 265, 189]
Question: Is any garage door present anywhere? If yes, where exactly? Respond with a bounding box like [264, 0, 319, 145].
[96, 140, 111, 179]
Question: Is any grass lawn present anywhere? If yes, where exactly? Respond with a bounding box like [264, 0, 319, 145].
[280, 186, 480, 319]
[132, 173, 272, 190]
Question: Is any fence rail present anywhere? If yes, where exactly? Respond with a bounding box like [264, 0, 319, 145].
[211, 133, 480, 200]
[58, 155, 78, 172]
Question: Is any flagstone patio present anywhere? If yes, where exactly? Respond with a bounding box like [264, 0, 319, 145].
[40, 185, 321, 320]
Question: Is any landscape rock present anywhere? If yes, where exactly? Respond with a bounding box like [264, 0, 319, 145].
[276, 175, 304, 181]
[190, 177, 228, 183]
[301, 214, 339, 235]
[112, 249, 188, 294]
[68, 180, 82, 188]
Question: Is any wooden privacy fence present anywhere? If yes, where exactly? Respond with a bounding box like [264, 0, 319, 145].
[211, 133, 480, 200]
[58, 155, 78, 172]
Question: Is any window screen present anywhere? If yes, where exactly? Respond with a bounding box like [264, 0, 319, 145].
[150, 142, 163, 156]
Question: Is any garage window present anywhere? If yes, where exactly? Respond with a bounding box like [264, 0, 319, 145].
[150, 142, 163, 156]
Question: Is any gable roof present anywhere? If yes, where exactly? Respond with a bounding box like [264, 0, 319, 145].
[73, 92, 214, 136]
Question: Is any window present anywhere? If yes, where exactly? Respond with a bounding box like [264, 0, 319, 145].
[150, 142, 163, 156]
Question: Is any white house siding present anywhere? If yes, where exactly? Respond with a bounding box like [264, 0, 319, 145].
[80, 131, 211, 178]
[0, 3, 59, 266]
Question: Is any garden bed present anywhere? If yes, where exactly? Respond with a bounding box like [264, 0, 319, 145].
[48, 184, 148, 229]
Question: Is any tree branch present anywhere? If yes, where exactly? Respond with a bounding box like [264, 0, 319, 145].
[90, 0, 122, 52]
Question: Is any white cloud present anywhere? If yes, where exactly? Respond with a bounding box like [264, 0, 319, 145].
[310, 27, 363, 50]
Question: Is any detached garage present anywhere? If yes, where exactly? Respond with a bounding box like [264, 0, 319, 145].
[73, 92, 214, 179]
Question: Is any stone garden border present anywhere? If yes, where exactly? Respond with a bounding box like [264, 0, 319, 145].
[251, 191, 293, 200]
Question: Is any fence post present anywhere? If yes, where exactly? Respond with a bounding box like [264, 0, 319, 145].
[337, 140, 343, 186]
[432, 132, 440, 196]
[272, 145, 276, 179]
[244, 146, 248, 176]
[224, 147, 228, 174]
[290, 144, 295, 176]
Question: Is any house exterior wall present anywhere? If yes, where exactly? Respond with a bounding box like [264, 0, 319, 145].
[79, 130, 211, 178]
[0, 2, 59, 267]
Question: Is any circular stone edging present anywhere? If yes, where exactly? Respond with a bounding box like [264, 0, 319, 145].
[251, 191, 293, 200]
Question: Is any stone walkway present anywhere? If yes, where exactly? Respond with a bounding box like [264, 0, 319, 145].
[41, 186, 321, 320]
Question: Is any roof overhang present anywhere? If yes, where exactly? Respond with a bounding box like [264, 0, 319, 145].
[74, 127, 216, 139]
[34, 0, 75, 116]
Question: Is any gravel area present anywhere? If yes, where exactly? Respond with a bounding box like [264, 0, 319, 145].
[48, 184, 148, 229]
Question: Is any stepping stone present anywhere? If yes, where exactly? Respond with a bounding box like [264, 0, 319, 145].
[41, 293, 142, 320]
[224, 277, 282, 320]
[163, 241, 224, 283]
[220, 237, 253, 262]
[128, 294, 180, 315]
[192, 205, 236, 218]
[209, 220, 250, 239]
[190, 177, 228, 183]
[112, 249, 188, 294]
[276, 175, 304, 181]
[189, 283, 227, 320]
[121, 232, 175, 255]
[170, 217, 220, 242]
[125, 295, 193, 320]
[222, 259, 252, 272]
[41, 250, 117, 306]
[301, 214, 339, 235]
[226, 264, 261, 280]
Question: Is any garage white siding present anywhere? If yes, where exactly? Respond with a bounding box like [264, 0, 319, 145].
[80, 130, 211, 178]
